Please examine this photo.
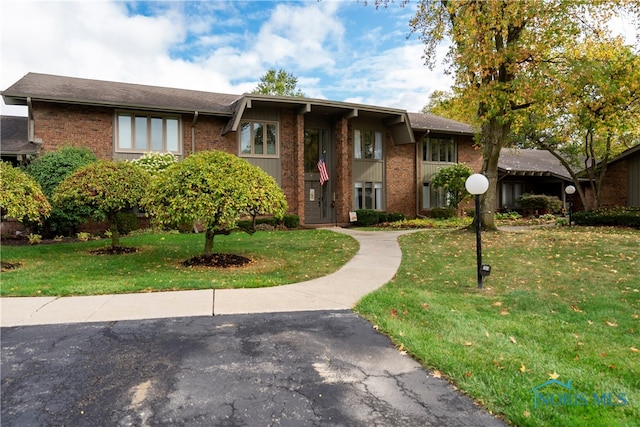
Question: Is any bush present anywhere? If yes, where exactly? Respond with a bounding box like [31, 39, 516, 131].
[428, 207, 458, 219]
[572, 207, 640, 228]
[354, 209, 380, 226]
[387, 212, 405, 222]
[115, 212, 140, 235]
[516, 194, 563, 213]
[495, 211, 522, 220]
[282, 214, 300, 229]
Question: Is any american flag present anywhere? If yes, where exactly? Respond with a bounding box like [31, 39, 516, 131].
[317, 155, 329, 186]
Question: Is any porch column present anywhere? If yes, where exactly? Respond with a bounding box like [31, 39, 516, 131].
[334, 117, 351, 224]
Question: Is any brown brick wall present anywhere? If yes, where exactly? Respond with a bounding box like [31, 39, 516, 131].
[598, 160, 628, 207]
[457, 135, 482, 171]
[33, 101, 114, 159]
[386, 139, 416, 217]
[335, 118, 351, 224]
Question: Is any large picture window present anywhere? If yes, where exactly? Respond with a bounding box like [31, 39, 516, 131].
[116, 113, 181, 154]
[354, 130, 383, 160]
[423, 136, 456, 163]
[240, 121, 278, 157]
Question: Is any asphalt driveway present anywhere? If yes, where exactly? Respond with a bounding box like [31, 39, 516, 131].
[1, 310, 506, 426]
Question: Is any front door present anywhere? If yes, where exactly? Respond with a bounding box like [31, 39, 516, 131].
[304, 129, 333, 224]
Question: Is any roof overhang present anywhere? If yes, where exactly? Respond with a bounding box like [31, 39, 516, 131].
[222, 94, 415, 144]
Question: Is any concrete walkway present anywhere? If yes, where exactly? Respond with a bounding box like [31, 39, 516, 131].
[1, 228, 416, 327]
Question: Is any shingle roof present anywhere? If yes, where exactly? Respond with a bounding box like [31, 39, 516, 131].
[2, 73, 240, 115]
[0, 116, 38, 155]
[498, 148, 573, 180]
[407, 112, 475, 135]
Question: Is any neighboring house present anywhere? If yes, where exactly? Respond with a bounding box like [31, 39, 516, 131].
[0, 115, 40, 165]
[497, 148, 575, 211]
[2, 72, 479, 226]
[592, 144, 640, 208]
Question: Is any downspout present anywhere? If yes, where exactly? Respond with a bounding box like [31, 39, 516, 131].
[191, 111, 199, 155]
[416, 130, 428, 218]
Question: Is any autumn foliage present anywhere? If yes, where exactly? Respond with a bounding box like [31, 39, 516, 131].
[0, 162, 52, 224]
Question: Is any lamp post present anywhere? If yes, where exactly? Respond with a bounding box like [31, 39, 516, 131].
[465, 174, 490, 289]
[565, 185, 576, 226]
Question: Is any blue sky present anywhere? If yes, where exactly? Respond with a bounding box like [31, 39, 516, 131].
[1, 0, 455, 116]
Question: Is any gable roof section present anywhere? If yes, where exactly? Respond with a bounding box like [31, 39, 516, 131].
[0, 115, 38, 155]
[2, 72, 240, 116]
[498, 148, 573, 180]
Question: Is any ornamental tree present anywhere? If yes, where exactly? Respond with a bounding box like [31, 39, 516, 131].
[144, 150, 288, 256]
[431, 163, 473, 210]
[53, 161, 149, 248]
[130, 152, 177, 175]
[0, 162, 52, 223]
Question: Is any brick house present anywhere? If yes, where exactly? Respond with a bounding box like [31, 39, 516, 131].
[2, 72, 480, 226]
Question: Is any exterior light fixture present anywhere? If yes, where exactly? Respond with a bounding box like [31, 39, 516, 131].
[465, 174, 490, 289]
[565, 185, 576, 226]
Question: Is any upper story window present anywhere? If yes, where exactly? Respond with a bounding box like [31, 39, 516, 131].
[240, 121, 278, 157]
[354, 130, 383, 160]
[116, 113, 181, 154]
[423, 136, 456, 163]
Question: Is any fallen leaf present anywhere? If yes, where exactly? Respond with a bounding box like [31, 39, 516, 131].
[432, 370, 442, 378]
[605, 321, 618, 327]
[600, 352, 607, 357]
[465, 372, 472, 378]
[464, 341, 473, 346]
[631, 347, 639, 353]
[500, 309, 510, 315]
[422, 303, 429, 310]
[509, 336, 517, 344]
[485, 331, 490, 338]
[548, 371, 560, 380]
[373, 325, 379, 330]
[569, 305, 583, 313]
[390, 309, 398, 318]
[519, 364, 526, 373]
[492, 301, 503, 307]
[523, 410, 530, 418]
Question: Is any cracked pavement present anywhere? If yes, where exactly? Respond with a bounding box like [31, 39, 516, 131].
[1, 310, 506, 426]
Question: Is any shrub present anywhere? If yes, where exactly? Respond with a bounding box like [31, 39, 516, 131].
[516, 194, 563, 213]
[495, 211, 522, 220]
[130, 152, 177, 175]
[0, 162, 51, 223]
[572, 207, 640, 228]
[282, 214, 300, 229]
[428, 207, 458, 219]
[115, 212, 140, 235]
[28, 233, 42, 244]
[354, 209, 380, 226]
[387, 212, 405, 222]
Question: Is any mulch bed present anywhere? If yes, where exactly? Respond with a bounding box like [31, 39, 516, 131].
[182, 253, 252, 268]
[1, 261, 23, 272]
[90, 246, 139, 255]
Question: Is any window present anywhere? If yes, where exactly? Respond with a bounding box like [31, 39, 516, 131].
[354, 181, 383, 210]
[116, 113, 181, 154]
[502, 182, 523, 209]
[240, 121, 278, 157]
[354, 130, 383, 160]
[423, 136, 456, 163]
[423, 182, 449, 209]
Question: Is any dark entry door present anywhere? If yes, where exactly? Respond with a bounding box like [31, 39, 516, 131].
[304, 129, 333, 224]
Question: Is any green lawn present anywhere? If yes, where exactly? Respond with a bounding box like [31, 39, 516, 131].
[356, 227, 639, 427]
[1, 229, 358, 296]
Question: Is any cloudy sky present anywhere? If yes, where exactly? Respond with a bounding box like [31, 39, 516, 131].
[1, 0, 456, 117]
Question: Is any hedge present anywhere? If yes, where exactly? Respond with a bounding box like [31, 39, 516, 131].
[572, 207, 640, 228]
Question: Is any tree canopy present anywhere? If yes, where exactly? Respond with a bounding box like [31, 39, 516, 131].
[143, 150, 288, 256]
[53, 161, 149, 248]
[0, 162, 51, 224]
[396, 0, 640, 228]
[252, 68, 306, 97]
[431, 163, 474, 209]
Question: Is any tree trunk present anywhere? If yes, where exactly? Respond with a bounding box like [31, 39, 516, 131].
[108, 212, 120, 248]
[204, 228, 215, 256]
[479, 117, 508, 231]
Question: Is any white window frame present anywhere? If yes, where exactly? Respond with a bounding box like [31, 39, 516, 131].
[115, 112, 182, 154]
[239, 121, 279, 158]
[423, 182, 449, 209]
[354, 129, 383, 160]
[354, 181, 384, 210]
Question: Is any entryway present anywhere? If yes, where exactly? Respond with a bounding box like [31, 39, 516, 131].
[304, 128, 333, 224]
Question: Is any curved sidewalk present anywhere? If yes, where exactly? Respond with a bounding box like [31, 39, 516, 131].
[1, 228, 415, 327]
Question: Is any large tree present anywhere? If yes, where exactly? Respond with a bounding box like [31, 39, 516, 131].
[53, 161, 149, 248]
[144, 150, 288, 256]
[518, 37, 640, 209]
[0, 162, 51, 224]
[394, 0, 639, 229]
[252, 68, 306, 97]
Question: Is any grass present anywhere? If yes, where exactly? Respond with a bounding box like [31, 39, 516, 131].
[355, 226, 639, 427]
[0, 229, 358, 296]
